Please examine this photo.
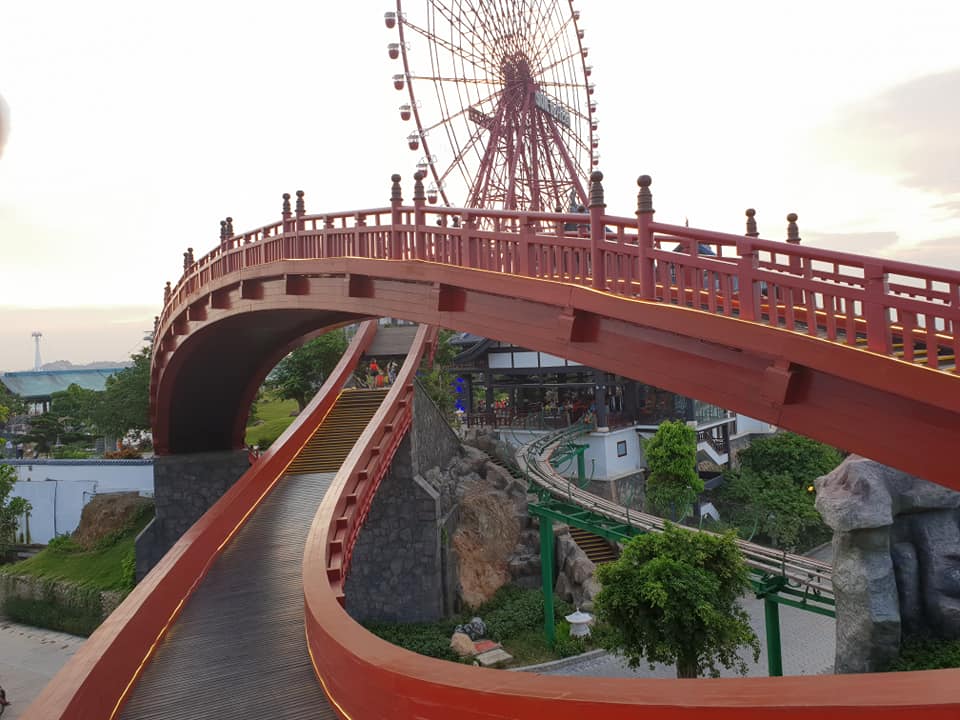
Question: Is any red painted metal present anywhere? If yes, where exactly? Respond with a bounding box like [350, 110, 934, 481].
[391, 0, 593, 211]
[22, 321, 378, 720]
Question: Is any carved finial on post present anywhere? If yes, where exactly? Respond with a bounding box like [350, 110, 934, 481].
[164, 281, 171, 302]
[391, 173, 403, 203]
[413, 171, 426, 203]
[153, 315, 160, 333]
[220, 220, 228, 242]
[225, 217, 233, 236]
[295, 190, 305, 216]
[187, 247, 194, 265]
[589, 170, 605, 208]
[182, 251, 190, 271]
[786, 213, 800, 244]
[282, 192, 292, 218]
[745, 208, 759, 237]
[636, 175, 653, 214]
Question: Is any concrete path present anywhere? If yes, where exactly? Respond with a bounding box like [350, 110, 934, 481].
[0, 622, 85, 719]
[534, 592, 835, 679]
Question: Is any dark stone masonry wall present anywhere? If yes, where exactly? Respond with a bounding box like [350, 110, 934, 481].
[344, 381, 462, 623]
[135, 450, 250, 581]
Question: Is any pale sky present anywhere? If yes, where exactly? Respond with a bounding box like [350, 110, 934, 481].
[1, 1, 958, 371]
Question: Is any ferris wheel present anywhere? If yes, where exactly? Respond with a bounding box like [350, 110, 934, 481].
[385, 1, 598, 212]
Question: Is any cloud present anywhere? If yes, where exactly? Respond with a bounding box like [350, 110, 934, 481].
[894, 236, 960, 272]
[804, 231, 899, 257]
[821, 69, 960, 210]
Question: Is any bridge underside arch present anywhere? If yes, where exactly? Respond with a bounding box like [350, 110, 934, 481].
[152, 258, 960, 489]
[152, 307, 367, 454]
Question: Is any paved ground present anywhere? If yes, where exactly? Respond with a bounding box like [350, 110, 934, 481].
[0, 622, 85, 719]
[537, 591, 835, 679]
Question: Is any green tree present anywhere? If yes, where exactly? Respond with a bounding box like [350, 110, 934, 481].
[720, 432, 842, 550]
[92, 348, 151, 438]
[418, 329, 458, 423]
[50, 383, 103, 434]
[1, 464, 31, 556]
[266, 329, 348, 412]
[644, 420, 702, 520]
[594, 524, 759, 678]
[736, 432, 842, 486]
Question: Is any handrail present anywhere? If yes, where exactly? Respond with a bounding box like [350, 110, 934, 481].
[23, 321, 379, 720]
[315, 323, 438, 602]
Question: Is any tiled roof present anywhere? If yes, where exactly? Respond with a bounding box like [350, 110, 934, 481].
[0, 368, 127, 399]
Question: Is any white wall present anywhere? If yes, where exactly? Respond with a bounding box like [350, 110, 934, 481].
[734, 415, 777, 436]
[3, 460, 154, 544]
[500, 426, 645, 482]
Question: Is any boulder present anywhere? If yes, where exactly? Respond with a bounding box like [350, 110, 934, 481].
[450, 632, 476, 657]
[815, 455, 960, 672]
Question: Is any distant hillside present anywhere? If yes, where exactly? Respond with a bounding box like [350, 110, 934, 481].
[40, 360, 132, 371]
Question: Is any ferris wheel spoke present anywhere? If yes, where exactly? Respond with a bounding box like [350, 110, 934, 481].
[416, 5, 495, 73]
[524, 0, 569, 66]
[403, 20, 498, 78]
[533, 47, 585, 82]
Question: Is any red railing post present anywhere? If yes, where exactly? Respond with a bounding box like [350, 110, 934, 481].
[864, 262, 892, 355]
[519, 214, 532, 276]
[636, 174, 655, 299]
[390, 174, 403, 260]
[589, 170, 606, 290]
[464, 213, 478, 268]
[786, 212, 802, 274]
[413, 171, 426, 260]
[737, 240, 761, 322]
[295, 191, 306, 258]
[323, 215, 334, 258]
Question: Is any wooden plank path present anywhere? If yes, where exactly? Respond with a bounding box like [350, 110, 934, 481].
[119, 472, 337, 720]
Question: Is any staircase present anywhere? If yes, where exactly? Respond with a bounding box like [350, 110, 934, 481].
[569, 526, 618, 565]
[285, 388, 389, 474]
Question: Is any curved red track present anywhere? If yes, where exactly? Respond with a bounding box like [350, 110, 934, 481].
[26, 185, 960, 718]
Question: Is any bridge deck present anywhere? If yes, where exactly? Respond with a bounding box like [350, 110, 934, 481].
[120, 472, 336, 720]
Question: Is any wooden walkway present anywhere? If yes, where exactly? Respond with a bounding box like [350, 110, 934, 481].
[120, 472, 337, 720]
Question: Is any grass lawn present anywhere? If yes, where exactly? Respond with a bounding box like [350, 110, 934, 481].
[246, 395, 299, 449]
[2, 510, 154, 591]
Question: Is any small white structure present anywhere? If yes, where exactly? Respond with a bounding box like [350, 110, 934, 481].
[565, 609, 593, 638]
[3, 459, 154, 544]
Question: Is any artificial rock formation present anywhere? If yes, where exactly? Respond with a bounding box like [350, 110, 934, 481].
[815, 455, 960, 673]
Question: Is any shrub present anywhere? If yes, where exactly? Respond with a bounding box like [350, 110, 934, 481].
[1, 578, 104, 636]
[553, 621, 586, 658]
[364, 620, 461, 662]
[475, 585, 573, 642]
[887, 638, 960, 671]
[104, 447, 143, 459]
[46, 533, 78, 554]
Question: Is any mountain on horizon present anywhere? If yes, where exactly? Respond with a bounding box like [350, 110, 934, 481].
[37, 360, 132, 371]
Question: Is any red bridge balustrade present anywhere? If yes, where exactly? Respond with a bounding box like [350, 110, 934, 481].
[151, 172, 960, 491]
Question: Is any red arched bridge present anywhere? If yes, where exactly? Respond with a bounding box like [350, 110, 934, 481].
[25, 173, 960, 719]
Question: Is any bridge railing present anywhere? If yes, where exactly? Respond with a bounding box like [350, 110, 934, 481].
[157, 172, 960, 373]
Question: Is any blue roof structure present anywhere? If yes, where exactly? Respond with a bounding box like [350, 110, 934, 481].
[0, 368, 127, 399]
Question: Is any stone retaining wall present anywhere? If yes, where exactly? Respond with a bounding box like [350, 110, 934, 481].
[0, 573, 124, 625]
[135, 449, 250, 580]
